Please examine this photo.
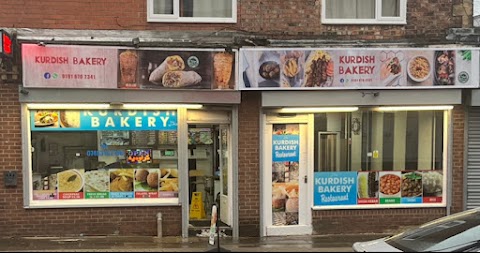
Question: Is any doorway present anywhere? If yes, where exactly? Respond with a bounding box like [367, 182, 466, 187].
[186, 112, 233, 236]
[262, 114, 312, 236]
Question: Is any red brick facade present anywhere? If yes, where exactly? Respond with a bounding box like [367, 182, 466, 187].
[0, 0, 465, 41]
[0, 0, 473, 237]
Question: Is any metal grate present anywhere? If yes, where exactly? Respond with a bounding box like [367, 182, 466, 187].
[466, 108, 480, 209]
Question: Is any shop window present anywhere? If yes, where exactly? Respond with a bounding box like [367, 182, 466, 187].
[147, 0, 237, 23]
[322, 0, 406, 25]
[313, 108, 447, 208]
[29, 109, 179, 207]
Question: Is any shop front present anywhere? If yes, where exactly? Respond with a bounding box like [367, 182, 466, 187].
[240, 47, 478, 236]
[19, 43, 240, 238]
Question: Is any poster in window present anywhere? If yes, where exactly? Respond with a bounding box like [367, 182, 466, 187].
[134, 168, 160, 198]
[272, 124, 300, 226]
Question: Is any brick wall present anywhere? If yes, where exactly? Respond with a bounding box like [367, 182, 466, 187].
[451, 105, 465, 214]
[237, 91, 261, 236]
[0, 0, 463, 42]
[0, 84, 182, 237]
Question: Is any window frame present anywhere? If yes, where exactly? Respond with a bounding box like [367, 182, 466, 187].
[321, 0, 407, 25]
[147, 0, 237, 23]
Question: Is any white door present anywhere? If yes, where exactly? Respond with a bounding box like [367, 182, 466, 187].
[218, 124, 232, 225]
[262, 114, 312, 236]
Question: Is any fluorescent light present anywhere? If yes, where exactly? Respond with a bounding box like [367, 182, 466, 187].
[279, 107, 359, 113]
[376, 105, 454, 111]
[122, 104, 203, 110]
[26, 103, 110, 109]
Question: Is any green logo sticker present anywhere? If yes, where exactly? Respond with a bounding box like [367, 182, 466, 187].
[187, 56, 199, 68]
[458, 71, 469, 84]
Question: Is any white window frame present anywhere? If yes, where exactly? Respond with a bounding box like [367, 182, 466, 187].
[321, 0, 407, 25]
[147, 0, 237, 23]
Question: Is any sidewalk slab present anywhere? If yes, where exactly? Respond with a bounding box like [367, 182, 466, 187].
[0, 234, 388, 252]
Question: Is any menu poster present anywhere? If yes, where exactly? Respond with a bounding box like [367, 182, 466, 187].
[378, 172, 402, 204]
[57, 169, 85, 200]
[158, 168, 179, 198]
[422, 171, 443, 203]
[84, 169, 109, 199]
[109, 169, 134, 199]
[357, 171, 379, 204]
[314, 170, 445, 208]
[272, 124, 300, 226]
[134, 169, 160, 198]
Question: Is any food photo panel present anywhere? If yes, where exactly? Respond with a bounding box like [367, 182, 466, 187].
[378, 171, 402, 204]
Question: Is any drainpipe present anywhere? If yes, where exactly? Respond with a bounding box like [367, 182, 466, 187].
[474, 0, 480, 27]
[157, 213, 163, 238]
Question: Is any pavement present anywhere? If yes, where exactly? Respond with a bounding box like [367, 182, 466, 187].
[0, 233, 389, 252]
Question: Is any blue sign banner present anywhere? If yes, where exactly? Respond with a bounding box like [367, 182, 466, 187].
[31, 110, 178, 131]
[314, 172, 358, 206]
[109, 192, 134, 199]
[401, 197, 422, 204]
[272, 134, 300, 162]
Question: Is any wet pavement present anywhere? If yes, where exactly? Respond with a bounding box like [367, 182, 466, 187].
[0, 233, 389, 252]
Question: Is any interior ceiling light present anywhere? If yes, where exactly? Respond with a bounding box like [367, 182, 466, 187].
[278, 107, 359, 113]
[376, 105, 454, 111]
[122, 104, 203, 109]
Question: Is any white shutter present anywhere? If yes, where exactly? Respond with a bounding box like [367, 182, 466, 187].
[467, 108, 480, 209]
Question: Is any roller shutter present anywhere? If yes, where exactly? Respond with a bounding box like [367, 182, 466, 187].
[467, 107, 480, 209]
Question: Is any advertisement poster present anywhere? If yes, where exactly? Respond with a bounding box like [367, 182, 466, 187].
[33, 167, 182, 201]
[314, 170, 444, 208]
[109, 169, 134, 199]
[158, 168, 179, 198]
[30, 110, 178, 131]
[57, 169, 85, 200]
[272, 124, 300, 226]
[314, 172, 358, 206]
[240, 48, 479, 89]
[134, 169, 160, 198]
[22, 44, 236, 90]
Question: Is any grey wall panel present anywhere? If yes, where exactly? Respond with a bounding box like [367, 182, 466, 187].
[262, 90, 463, 107]
[19, 87, 241, 104]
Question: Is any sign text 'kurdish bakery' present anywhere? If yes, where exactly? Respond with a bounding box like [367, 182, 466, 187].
[35, 56, 107, 65]
[30, 110, 178, 131]
[240, 48, 480, 89]
[22, 44, 237, 90]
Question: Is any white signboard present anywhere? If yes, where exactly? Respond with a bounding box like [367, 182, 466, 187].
[240, 48, 480, 90]
[22, 44, 119, 88]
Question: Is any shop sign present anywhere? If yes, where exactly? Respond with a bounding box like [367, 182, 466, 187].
[22, 44, 237, 90]
[240, 48, 480, 89]
[314, 172, 357, 206]
[30, 110, 178, 131]
[313, 170, 444, 208]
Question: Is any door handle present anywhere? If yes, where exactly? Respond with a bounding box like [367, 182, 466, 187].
[304, 175, 308, 183]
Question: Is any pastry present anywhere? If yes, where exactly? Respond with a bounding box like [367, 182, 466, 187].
[162, 71, 202, 87]
[149, 55, 185, 84]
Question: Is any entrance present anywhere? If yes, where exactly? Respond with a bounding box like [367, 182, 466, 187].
[186, 110, 233, 236]
[262, 114, 312, 236]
